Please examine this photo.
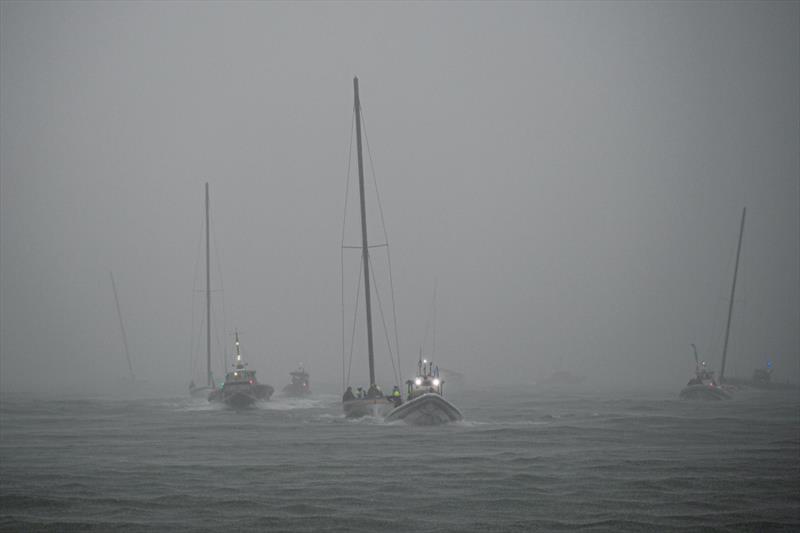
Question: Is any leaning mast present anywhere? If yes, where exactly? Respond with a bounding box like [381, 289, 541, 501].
[353, 76, 377, 388]
[719, 207, 746, 382]
[110, 271, 135, 382]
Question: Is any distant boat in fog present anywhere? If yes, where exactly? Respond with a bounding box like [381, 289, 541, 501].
[208, 330, 273, 409]
[679, 344, 731, 400]
[725, 361, 800, 391]
[282, 365, 311, 397]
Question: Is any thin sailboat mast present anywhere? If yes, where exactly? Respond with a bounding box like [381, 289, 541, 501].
[205, 182, 213, 388]
[353, 76, 377, 387]
[110, 271, 135, 382]
[719, 206, 746, 382]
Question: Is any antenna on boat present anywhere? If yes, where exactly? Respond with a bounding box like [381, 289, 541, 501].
[234, 329, 242, 364]
[354, 76, 377, 388]
[432, 279, 437, 360]
[719, 207, 746, 382]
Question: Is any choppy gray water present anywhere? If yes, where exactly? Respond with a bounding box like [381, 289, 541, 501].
[1, 386, 798, 532]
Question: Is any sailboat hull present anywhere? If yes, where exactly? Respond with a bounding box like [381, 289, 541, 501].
[679, 384, 731, 400]
[384, 393, 463, 425]
[343, 397, 394, 418]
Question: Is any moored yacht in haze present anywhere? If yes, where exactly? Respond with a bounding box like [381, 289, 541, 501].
[282, 365, 311, 396]
[679, 344, 731, 400]
[680, 208, 746, 400]
[725, 361, 799, 391]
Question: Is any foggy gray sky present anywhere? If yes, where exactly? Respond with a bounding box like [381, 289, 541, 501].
[1, 1, 798, 396]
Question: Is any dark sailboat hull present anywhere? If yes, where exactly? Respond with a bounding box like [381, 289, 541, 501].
[384, 393, 463, 425]
[679, 384, 731, 400]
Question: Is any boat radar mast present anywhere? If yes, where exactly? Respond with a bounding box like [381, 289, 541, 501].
[234, 330, 245, 367]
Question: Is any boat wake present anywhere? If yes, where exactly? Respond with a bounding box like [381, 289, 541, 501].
[256, 397, 327, 411]
[313, 412, 396, 425]
[170, 398, 226, 412]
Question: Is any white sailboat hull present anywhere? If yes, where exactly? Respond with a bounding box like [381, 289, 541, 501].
[385, 393, 463, 425]
[343, 397, 394, 418]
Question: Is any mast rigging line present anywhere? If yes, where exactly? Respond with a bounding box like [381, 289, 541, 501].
[211, 206, 229, 378]
[340, 78, 403, 390]
[188, 198, 206, 378]
[188, 184, 229, 386]
[345, 257, 364, 390]
[422, 278, 438, 360]
[368, 253, 401, 387]
[341, 107, 356, 393]
[359, 105, 403, 383]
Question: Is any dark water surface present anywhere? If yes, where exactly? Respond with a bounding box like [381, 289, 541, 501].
[2, 387, 798, 532]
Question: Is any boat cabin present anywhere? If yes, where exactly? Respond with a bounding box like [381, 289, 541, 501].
[406, 358, 444, 400]
[226, 368, 256, 384]
[687, 361, 719, 387]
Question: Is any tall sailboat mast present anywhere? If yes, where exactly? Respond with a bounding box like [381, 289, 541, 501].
[719, 206, 746, 382]
[205, 182, 213, 388]
[354, 76, 377, 387]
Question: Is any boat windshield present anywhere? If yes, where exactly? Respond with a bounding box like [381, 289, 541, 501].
[407, 359, 443, 399]
[227, 370, 256, 382]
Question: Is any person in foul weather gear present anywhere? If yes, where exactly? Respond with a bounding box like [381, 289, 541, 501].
[343, 386, 355, 401]
[390, 385, 402, 406]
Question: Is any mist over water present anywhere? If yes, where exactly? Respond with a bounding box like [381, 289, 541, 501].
[1, 2, 798, 531]
[2, 387, 798, 531]
[1, 1, 798, 396]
